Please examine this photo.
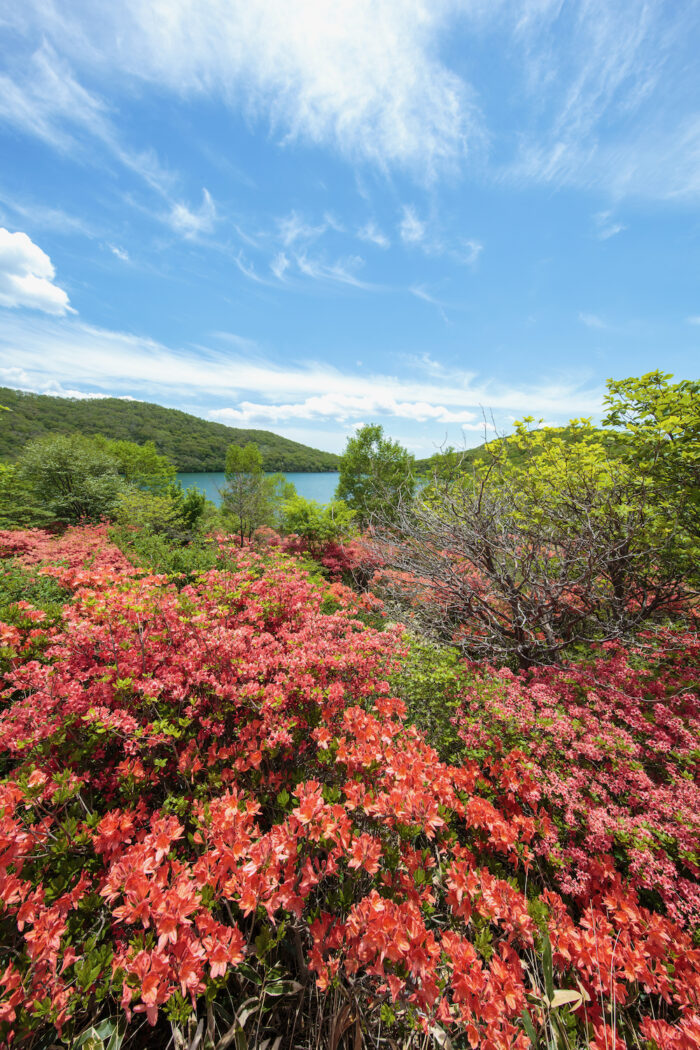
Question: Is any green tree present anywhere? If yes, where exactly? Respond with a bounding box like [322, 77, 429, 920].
[603, 370, 700, 554]
[0, 464, 54, 528]
[113, 489, 183, 535]
[17, 435, 125, 524]
[219, 444, 290, 545]
[280, 495, 355, 555]
[93, 437, 175, 492]
[335, 424, 415, 527]
[177, 485, 208, 532]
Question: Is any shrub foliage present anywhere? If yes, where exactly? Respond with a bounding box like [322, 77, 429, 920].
[0, 526, 698, 1049]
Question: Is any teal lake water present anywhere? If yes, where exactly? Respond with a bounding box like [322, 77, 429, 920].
[176, 471, 339, 507]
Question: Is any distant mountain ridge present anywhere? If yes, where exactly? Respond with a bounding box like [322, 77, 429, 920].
[0, 388, 340, 473]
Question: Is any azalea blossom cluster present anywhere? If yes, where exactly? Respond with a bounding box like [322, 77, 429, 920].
[251, 525, 378, 585]
[0, 526, 699, 1048]
[456, 634, 700, 929]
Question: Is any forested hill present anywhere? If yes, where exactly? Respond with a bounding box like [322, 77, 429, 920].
[0, 388, 340, 472]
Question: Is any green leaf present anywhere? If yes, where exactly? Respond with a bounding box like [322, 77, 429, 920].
[265, 980, 303, 997]
[521, 1008, 539, 1049]
[73, 1019, 124, 1050]
[542, 933, 554, 1004]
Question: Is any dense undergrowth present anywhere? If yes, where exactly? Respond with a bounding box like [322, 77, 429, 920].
[0, 525, 699, 1049]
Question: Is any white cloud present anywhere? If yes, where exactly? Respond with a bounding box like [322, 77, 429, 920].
[687, 316, 700, 325]
[295, 253, 377, 289]
[109, 244, 130, 262]
[233, 252, 276, 285]
[270, 251, 290, 280]
[411, 285, 449, 324]
[0, 312, 605, 429]
[168, 189, 216, 237]
[4, 3, 700, 200]
[278, 211, 327, 247]
[399, 205, 427, 244]
[578, 311, 607, 329]
[459, 238, 483, 265]
[0, 191, 94, 236]
[0, 228, 72, 315]
[0, 44, 174, 197]
[323, 212, 345, 233]
[210, 393, 481, 425]
[496, 1, 700, 200]
[9, 0, 480, 180]
[594, 210, 626, 240]
[397, 207, 481, 264]
[357, 221, 390, 249]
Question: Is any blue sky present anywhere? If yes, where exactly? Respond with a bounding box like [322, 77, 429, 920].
[0, 0, 699, 456]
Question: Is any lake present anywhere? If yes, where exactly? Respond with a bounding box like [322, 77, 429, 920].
[176, 471, 340, 507]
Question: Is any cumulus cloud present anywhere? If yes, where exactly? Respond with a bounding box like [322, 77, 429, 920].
[0, 228, 72, 314]
[210, 394, 482, 425]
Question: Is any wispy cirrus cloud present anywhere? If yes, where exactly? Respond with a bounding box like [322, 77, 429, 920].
[459, 239, 483, 265]
[0, 189, 94, 237]
[277, 211, 328, 247]
[0, 44, 219, 244]
[167, 189, 217, 238]
[594, 210, 626, 240]
[270, 252, 290, 280]
[357, 221, 390, 249]
[294, 253, 379, 290]
[411, 285, 449, 324]
[108, 244, 130, 262]
[578, 311, 607, 329]
[0, 311, 604, 436]
[8, 0, 482, 181]
[399, 205, 427, 245]
[4, 1, 700, 201]
[0, 44, 175, 196]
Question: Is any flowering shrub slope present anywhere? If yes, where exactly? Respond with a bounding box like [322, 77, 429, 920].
[456, 636, 700, 930]
[0, 527, 698, 1049]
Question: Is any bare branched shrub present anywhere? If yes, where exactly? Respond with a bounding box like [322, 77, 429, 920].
[369, 434, 695, 668]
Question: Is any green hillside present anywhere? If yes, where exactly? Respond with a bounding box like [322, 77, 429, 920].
[0, 388, 339, 473]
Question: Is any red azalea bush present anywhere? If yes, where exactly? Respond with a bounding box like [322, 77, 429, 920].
[0, 526, 699, 1048]
[0, 523, 133, 579]
[252, 526, 379, 585]
[455, 634, 700, 928]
